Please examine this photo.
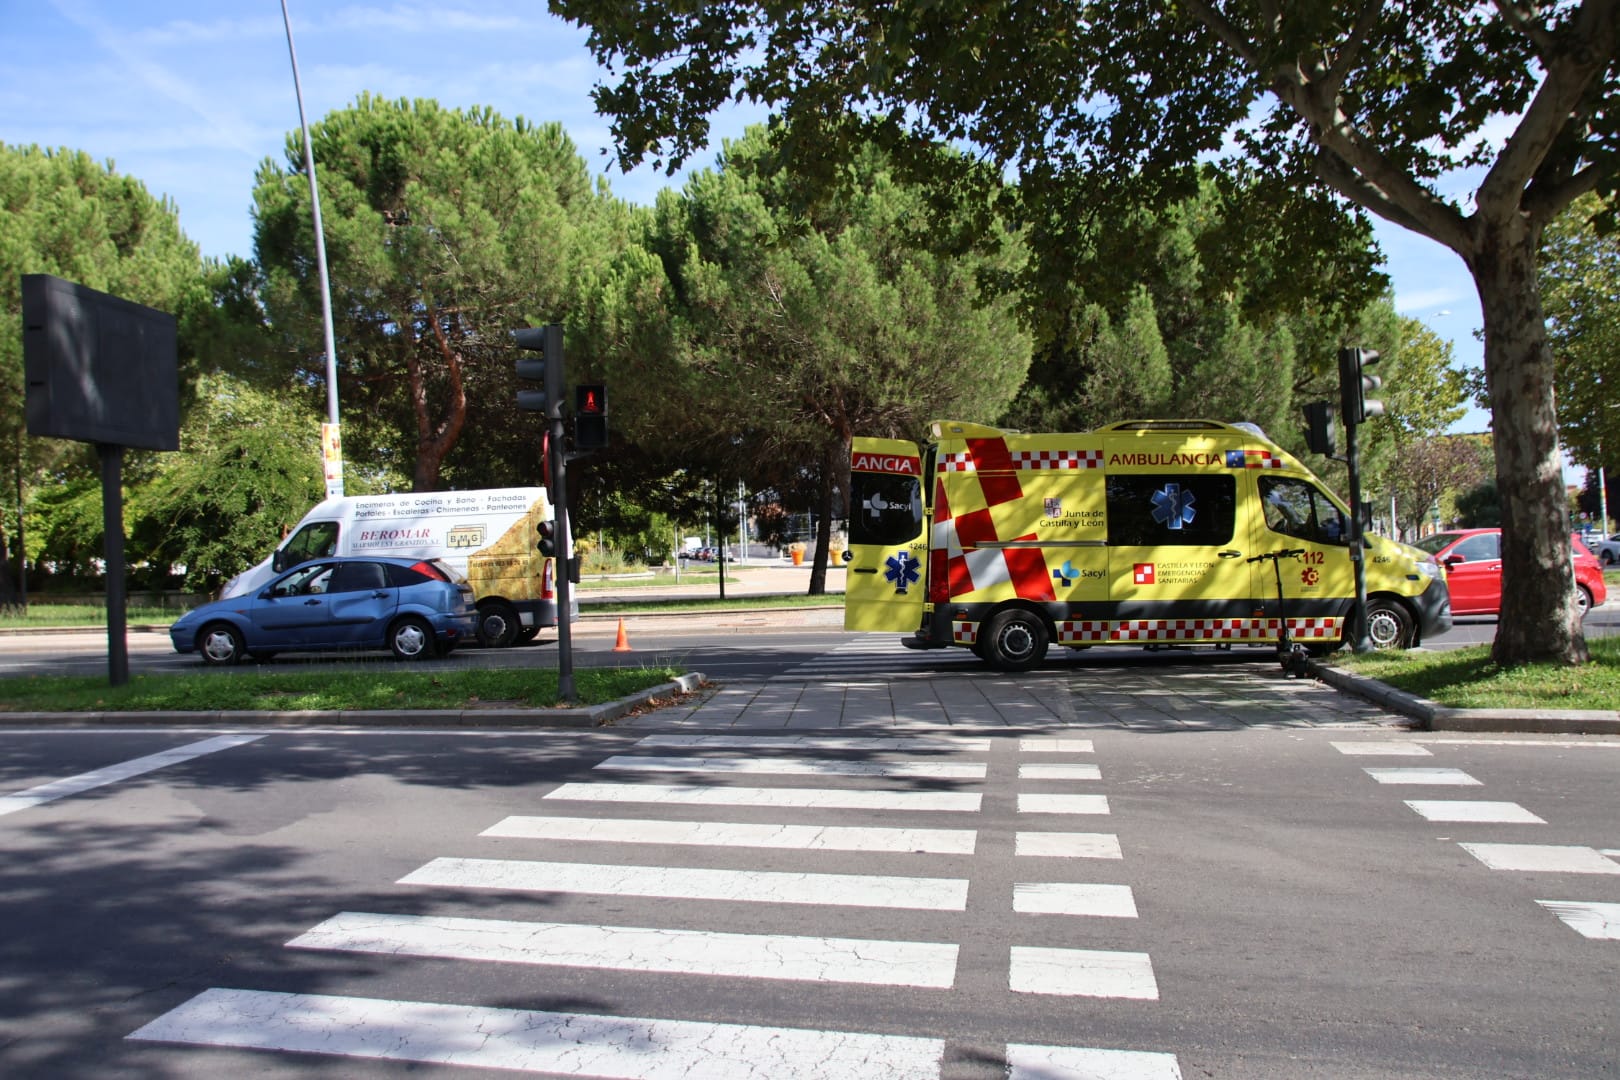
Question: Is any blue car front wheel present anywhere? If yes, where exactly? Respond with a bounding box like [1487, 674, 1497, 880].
[199, 622, 246, 665]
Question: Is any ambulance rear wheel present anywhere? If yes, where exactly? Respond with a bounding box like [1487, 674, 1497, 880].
[477, 601, 521, 648]
[981, 609, 1050, 671]
[1364, 599, 1414, 651]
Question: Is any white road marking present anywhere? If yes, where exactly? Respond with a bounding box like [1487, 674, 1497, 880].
[483, 815, 978, 854]
[1014, 883, 1138, 918]
[399, 857, 971, 910]
[597, 755, 986, 779]
[1460, 844, 1620, 874]
[1331, 741, 1433, 756]
[1019, 764, 1102, 781]
[1016, 832, 1123, 859]
[545, 782, 981, 813]
[1007, 1043, 1183, 1079]
[1363, 767, 1481, 786]
[127, 988, 945, 1079]
[1404, 801, 1545, 824]
[1018, 794, 1111, 815]
[0, 734, 264, 818]
[290, 911, 960, 987]
[637, 734, 991, 752]
[1536, 901, 1620, 940]
[1019, 738, 1095, 754]
[1009, 947, 1159, 999]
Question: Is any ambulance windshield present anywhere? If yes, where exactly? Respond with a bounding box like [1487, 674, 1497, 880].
[850, 473, 923, 547]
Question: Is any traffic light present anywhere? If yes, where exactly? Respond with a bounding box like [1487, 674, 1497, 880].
[1302, 400, 1336, 457]
[513, 324, 564, 418]
[536, 519, 557, 557]
[574, 383, 608, 450]
[1337, 347, 1384, 426]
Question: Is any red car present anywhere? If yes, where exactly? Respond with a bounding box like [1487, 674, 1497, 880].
[1413, 528, 1607, 618]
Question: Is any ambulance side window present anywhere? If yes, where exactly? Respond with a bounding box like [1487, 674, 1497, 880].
[1259, 477, 1348, 546]
[1106, 474, 1236, 546]
[850, 474, 923, 546]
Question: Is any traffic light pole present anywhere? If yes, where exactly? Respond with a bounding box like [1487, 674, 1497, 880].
[550, 407, 576, 702]
[1344, 416, 1373, 654]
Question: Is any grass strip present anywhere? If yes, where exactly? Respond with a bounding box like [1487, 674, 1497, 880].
[1333, 635, 1620, 711]
[0, 665, 684, 713]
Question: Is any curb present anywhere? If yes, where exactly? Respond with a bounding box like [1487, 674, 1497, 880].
[1311, 662, 1620, 736]
[0, 673, 708, 730]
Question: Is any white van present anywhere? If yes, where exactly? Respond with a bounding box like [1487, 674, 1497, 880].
[222, 488, 563, 647]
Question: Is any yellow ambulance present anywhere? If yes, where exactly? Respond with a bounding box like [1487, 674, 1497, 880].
[844, 419, 1452, 670]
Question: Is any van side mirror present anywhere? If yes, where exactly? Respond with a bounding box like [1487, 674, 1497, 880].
[272, 550, 288, 572]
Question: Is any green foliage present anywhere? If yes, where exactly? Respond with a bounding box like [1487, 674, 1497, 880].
[251, 95, 613, 492]
[128, 372, 325, 592]
[1454, 481, 1503, 528]
[0, 143, 209, 584]
[1543, 194, 1620, 471]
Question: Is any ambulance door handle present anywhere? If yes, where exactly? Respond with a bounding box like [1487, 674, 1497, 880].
[1218, 549, 1243, 559]
[853, 567, 879, 575]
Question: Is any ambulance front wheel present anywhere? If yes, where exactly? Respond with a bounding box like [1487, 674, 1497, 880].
[981, 609, 1050, 671]
[1364, 599, 1414, 650]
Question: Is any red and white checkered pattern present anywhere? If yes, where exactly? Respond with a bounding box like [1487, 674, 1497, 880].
[1050, 617, 1342, 643]
[952, 620, 977, 644]
[1011, 449, 1104, 470]
[940, 452, 976, 472]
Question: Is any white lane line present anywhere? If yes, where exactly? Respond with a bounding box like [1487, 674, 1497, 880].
[1009, 947, 1159, 1000]
[1536, 901, 1620, 940]
[1016, 832, 1123, 859]
[1018, 794, 1111, 815]
[128, 988, 945, 1079]
[1018, 764, 1102, 781]
[483, 816, 977, 854]
[290, 911, 960, 988]
[1331, 741, 1433, 757]
[1019, 738, 1095, 754]
[1013, 883, 1138, 918]
[0, 734, 265, 818]
[399, 857, 971, 910]
[1460, 844, 1620, 874]
[1363, 767, 1481, 786]
[545, 783, 981, 813]
[1405, 801, 1545, 824]
[1007, 1043, 1183, 1079]
[596, 755, 987, 780]
[637, 734, 991, 752]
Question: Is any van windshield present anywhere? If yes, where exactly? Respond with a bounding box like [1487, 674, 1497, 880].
[283, 520, 339, 565]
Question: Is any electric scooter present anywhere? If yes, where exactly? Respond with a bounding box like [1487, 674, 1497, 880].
[1247, 548, 1311, 677]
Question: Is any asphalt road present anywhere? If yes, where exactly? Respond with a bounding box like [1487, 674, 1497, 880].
[1, 721, 1615, 1078]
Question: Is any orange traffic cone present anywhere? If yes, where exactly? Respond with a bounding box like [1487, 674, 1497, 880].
[613, 618, 632, 652]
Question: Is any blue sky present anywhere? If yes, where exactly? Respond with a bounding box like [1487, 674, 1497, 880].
[7, 0, 1494, 434]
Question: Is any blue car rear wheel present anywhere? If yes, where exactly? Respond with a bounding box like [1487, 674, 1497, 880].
[390, 616, 437, 660]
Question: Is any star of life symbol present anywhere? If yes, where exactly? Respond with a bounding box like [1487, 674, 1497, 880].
[885, 550, 921, 594]
[1052, 560, 1079, 587]
[1151, 483, 1197, 530]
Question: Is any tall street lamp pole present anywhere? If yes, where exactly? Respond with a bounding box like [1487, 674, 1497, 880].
[281, 0, 343, 497]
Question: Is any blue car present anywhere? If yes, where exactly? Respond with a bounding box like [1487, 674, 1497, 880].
[171, 556, 478, 664]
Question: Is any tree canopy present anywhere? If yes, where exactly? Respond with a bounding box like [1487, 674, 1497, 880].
[251, 95, 611, 492]
[553, 0, 1620, 664]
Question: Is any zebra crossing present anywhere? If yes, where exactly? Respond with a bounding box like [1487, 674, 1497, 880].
[129, 731, 1184, 1078]
[1333, 739, 1620, 941]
